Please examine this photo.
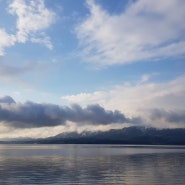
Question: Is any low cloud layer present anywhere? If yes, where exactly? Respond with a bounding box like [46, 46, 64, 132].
[0, 96, 139, 128]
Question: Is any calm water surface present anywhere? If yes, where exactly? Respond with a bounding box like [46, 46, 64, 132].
[0, 144, 185, 185]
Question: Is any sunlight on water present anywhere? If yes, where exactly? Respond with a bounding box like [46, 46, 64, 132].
[0, 145, 185, 185]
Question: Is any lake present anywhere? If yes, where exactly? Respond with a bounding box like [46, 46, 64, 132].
[0, 144, 185, 184]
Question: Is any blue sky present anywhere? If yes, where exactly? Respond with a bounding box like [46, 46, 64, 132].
[0, 0, 185, 138]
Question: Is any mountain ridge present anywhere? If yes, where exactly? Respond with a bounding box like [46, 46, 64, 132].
[1, 126, 185, 145]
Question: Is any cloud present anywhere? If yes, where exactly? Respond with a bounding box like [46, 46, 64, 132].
[30, 34, 53, 50]
[0, 0, 55, 55]
[0, 29, 16, 55]
[8, 0, 55, 46]
[0, 61, 33, 76]
[150, 109, 185, 124]
[0, 96, 16, 104]
[76, 0, 185, 66]
[62, 75, 185, 128]
[0, 97, 139, 128]
[0, 59, 40, 87]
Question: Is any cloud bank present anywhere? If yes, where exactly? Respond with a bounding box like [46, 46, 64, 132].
[62, 75, 185, 128]
[0, 96, 138, 128]
[76, 0, 185, 66]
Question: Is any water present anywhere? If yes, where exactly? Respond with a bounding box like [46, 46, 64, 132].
[0, 145, 185, 185]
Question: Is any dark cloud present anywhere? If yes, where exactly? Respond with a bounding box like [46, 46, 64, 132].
[0, 96, 16, 104]
[0, 96, 140, 128]
[150, 109, 185, 124]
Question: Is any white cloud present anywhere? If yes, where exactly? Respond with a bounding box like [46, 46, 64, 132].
[30, 33, 53, 50]
[76, 0, 185, 66]
[0, 29, 16, 55]
[140, 74, 150, 83]
[0, 0, 55, 55]
[62, 75, 185, 128]
[8, 0, 55, 46]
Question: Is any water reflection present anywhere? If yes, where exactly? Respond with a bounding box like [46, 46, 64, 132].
[0, 145, 185, 185]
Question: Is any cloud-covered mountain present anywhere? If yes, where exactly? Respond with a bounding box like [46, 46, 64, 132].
[43, 127, 185, 145]
[3, 126, 185, 145]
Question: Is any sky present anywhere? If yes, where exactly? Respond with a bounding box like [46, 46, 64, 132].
[0, 0, 185, 139]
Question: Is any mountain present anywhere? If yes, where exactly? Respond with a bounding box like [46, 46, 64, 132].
[4, 126, 185, 145]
